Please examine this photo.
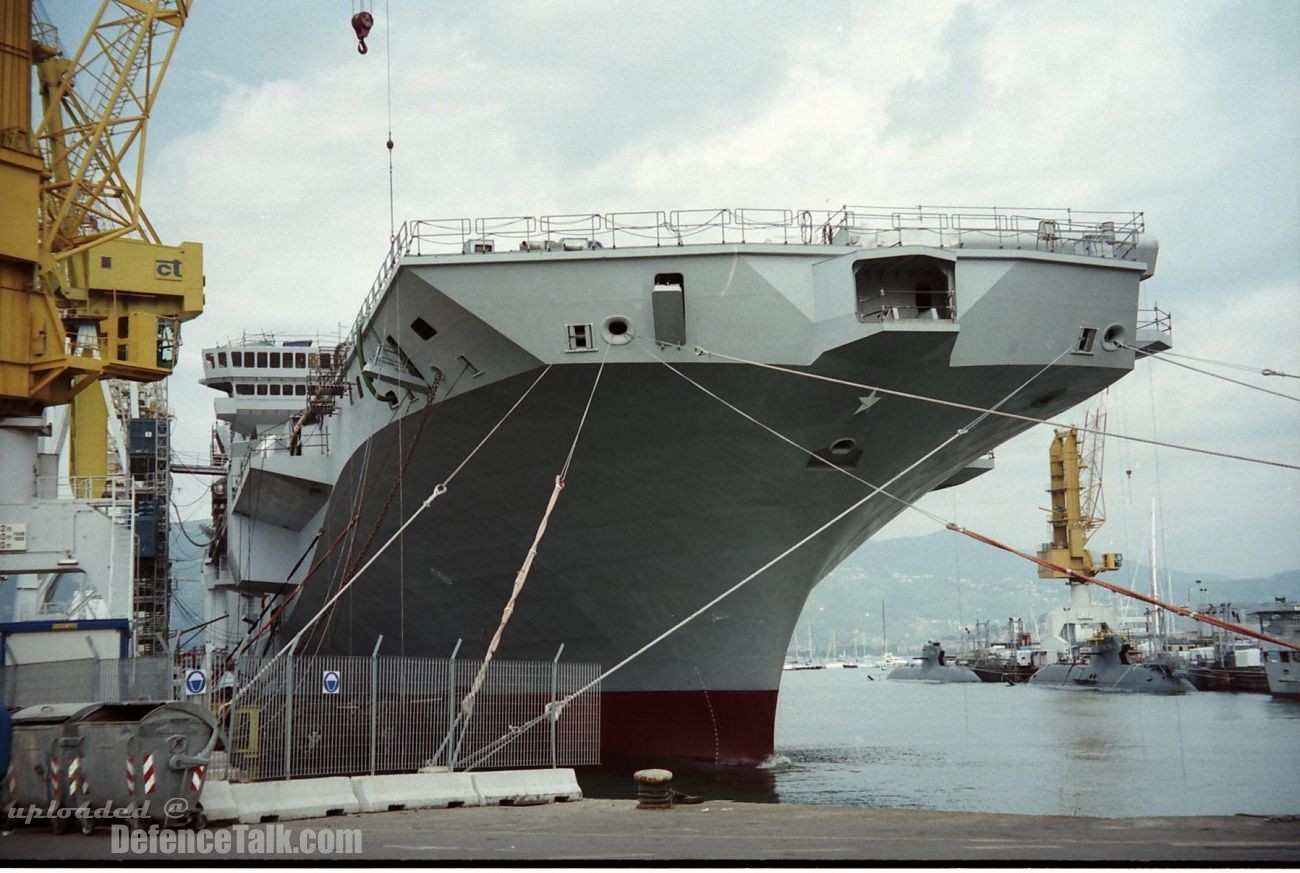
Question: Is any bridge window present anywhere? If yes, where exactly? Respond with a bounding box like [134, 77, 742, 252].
[218, 352, 227, 367]
[295, 353, 307, 368]
[270, 352, 281, 368]
[236, 384, 252, 396]
[256, 352, 268, 368]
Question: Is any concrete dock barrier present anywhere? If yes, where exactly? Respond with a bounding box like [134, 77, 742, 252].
[229, 777, 360, 824]
[350, 773, 481, 812]
[470, 768, 581, 806]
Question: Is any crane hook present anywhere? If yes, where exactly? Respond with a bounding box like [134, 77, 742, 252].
[351, 11, 374, 55]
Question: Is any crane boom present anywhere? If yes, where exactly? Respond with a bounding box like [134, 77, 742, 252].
[0, 0, 202, 419]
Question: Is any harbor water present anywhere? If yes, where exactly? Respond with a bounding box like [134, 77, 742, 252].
[580, 669, 1300, 817]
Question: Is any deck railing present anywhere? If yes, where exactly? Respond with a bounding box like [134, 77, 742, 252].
[347, 204, 1146, 358]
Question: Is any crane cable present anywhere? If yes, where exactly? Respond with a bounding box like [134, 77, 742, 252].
[694, 347, 1300, 471]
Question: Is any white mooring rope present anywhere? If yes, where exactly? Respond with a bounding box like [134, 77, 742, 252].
[454, 341, 1072, 769]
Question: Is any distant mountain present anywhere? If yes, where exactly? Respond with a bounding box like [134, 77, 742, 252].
[165, 521, 1297, 657]
[793, 530, 1300, 657]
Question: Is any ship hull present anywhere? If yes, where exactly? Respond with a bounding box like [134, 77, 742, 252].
[202, 229, 1163, 766]
[281, 333, 1123, 763]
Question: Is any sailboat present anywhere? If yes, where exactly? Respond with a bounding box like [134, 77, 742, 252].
[824, 630, 858, 669]
[784, 624, 824, 671]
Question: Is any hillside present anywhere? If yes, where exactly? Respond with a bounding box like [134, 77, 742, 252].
[792, 530, 1299, 657]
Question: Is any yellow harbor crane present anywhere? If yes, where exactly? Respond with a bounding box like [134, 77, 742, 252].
[1036, 407, 1122, 582]
[1, 0, 201, 655]
[0, 0, 202, 480]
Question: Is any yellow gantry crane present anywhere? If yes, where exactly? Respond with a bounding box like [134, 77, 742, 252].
[0, 0, 202, 481]
[1036, 408, 1122, 582]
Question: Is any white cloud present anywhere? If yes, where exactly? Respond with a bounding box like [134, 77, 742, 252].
[133, 0, 1297, 577]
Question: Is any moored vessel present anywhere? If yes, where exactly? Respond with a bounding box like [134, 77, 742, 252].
[199, 205, 1164, 763]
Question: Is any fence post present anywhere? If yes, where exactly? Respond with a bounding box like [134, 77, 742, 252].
[85, 636, 103, 702]
[369, 635, 383, 777]
[283, 653, 295, 781]
[445, 638, 461, 771]
[550, 643, 565, 769]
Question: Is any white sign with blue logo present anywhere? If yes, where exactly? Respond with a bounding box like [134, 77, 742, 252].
[322, 670, 342, 694]
[184, 668, 207, 696]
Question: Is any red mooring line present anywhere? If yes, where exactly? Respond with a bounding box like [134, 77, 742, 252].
[948, 523, 1300, 652]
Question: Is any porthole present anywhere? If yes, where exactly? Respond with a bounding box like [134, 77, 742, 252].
[602, 316, 633, 346]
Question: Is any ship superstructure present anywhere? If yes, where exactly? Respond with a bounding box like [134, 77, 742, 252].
[200, 205, 1167, 763]
[197, 334, 342, 657]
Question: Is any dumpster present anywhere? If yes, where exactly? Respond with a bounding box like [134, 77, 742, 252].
[5, 703, 91, 833]
[62, 701, 219, 832]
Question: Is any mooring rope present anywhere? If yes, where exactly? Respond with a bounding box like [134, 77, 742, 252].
[455, 341, 1068, 769]
[458, 339, 1300, 768]
[450, 346, 612, 767]
[207, 364, 555, 743]
[949, 522, 1300, 652]
[694, 346, 1300, 471]
[1120, 341, 1300, 402]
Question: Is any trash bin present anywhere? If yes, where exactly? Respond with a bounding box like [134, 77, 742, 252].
[5, 703, 92, 834]
[62, 700, 219, 832]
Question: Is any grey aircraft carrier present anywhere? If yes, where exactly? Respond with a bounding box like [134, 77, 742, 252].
[199, 206, 1164, 764]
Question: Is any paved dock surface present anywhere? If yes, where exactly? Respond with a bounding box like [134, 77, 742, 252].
[3, 800, 1298, 862]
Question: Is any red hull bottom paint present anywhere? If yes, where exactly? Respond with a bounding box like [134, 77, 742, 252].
[599, 689, 779, 766]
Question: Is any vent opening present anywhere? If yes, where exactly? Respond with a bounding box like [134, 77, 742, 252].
[1074, 327, 1098, 355]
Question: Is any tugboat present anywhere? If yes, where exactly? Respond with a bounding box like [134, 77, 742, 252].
[964, 618, 1048, 684]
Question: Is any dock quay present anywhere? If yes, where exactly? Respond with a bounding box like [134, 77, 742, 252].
[3, 799, 1298, 863]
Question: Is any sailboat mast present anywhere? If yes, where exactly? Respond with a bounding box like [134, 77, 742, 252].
[1150, 499, 1162, 645]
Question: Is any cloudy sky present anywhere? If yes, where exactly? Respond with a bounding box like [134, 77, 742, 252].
[60, 1, 1298, 582]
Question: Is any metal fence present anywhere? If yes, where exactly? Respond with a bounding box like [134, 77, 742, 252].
[216, 651, 600, 782]
[0, 650, 601, 780]
[0, 656, 173, 707]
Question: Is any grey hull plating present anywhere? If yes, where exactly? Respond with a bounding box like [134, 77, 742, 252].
[229, 234, 1157, 762]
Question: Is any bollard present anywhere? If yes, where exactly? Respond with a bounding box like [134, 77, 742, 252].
[633, 768, 674, 810]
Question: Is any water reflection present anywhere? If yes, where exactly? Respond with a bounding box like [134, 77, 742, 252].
[582, 671, 1300, 816]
